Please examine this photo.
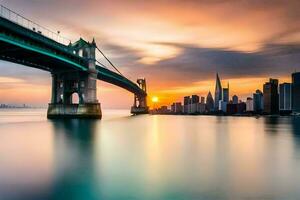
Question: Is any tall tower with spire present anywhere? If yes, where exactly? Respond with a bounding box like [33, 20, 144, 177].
[214, 73, 223, 110]
[223, 82, 229, 103]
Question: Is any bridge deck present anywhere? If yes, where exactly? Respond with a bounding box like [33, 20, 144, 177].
[0, 15, 146, 97]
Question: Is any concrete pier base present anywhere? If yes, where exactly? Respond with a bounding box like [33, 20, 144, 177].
[47, 103, 102, 119]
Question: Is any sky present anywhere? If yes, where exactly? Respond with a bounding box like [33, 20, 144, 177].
[0, 0, 300, 108]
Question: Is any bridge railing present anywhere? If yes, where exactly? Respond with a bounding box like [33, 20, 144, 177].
[0, 4, 71, 45]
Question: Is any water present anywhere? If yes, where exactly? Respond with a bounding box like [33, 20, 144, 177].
[1, 109, 300, 200]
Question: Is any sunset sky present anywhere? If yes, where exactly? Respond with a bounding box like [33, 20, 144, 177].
[1, 0, 300, 108]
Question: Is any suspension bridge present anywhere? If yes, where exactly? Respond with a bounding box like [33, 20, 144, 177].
[0, 5, 149, 118]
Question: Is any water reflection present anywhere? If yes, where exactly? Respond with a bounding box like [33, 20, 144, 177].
[51, 119, 98, 143]
[1, 110, 300, 199]
[0, 121, 54, 200]
[291, 117, 300, 149]
[49, 119, 99, 200]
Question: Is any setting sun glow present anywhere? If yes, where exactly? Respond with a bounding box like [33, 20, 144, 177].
[152, 96, 159, 103]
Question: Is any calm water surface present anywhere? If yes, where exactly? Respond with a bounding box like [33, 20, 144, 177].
[1, 109, 300, 200]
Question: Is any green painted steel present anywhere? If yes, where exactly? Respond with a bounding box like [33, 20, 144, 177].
[96, 65, 146, 95]
[0, 33, 88, 71]
[0, 16, 146, 96]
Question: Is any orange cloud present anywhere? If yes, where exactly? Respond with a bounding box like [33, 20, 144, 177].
[1, 1, 300, 108]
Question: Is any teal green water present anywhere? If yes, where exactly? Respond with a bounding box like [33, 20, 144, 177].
[1, 109, 300, 200]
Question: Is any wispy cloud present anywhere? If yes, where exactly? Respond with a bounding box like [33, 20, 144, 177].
[1, 0, 300, 106]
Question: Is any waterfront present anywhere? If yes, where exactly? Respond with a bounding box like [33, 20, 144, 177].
[1, 109, 300, 200]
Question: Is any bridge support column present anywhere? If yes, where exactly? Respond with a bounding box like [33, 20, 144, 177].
[131, 78, 149, 115]
[47, 71, 102, 119]
[47, 38, 102, 119]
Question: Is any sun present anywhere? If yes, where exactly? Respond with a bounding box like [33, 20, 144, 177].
[152, 96, 159, 103]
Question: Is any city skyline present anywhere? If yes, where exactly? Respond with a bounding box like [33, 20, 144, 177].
[154, 71, 300, 116]
[2, 2, 300, 199]
[0, 0, 300, 108]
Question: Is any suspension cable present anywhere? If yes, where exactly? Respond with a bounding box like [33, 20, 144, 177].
[95, 60, 108, 69]
[96, 46, 124, 77]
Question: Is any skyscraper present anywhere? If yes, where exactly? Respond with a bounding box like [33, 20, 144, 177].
[214, 73, 222, 110]
[191, 95, 200, 113]
[232, 95, 239, 104]
[253, 90, 263, 113]
[279, 83, 292, 112]
[206, 91, 214, 112]
[292, 72, 300, 113]
[223, 83, 229, 103]
[200, 97, 205, 104]
[191, 95, 200, 104]
[183, 96, 190, 114]
[246, 97, 254, 112]
[219, 100, 227, 112]
[263, 78, 279, 114]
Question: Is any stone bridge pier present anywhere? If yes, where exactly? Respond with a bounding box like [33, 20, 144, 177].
[47, 39, 102, 119]
[131, 78, 149, 115]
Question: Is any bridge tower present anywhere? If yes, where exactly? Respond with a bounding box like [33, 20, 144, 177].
[47, 38, 102, 118]
[131, 78, 149, 115]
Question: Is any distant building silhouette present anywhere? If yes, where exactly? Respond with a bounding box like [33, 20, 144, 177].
[253, 90, 263, 113]
[292, 72, 300, 113]
[237, 102, 246, 114]
[183, 96, 190, 114]
[263, 78, 279, 114]
[171, 102, 183, 114]
[227, 103, 238, 114]
[190, 95, 200, 113]
[214, 73, 222, 110]
[219, 100, 227, 112]
[246, 97, 254, 112]
[191, 95, 199, 104]
[197, 102, 206, 113]
[223, 83, 229, 103]
[232, 95, 239, 104]
[183, 95, 204, 114]
[156, 106, 170, 114]
[200, 97, 205, 104]
[206, 91, 214, 112]
[279, 83, 292, 112]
